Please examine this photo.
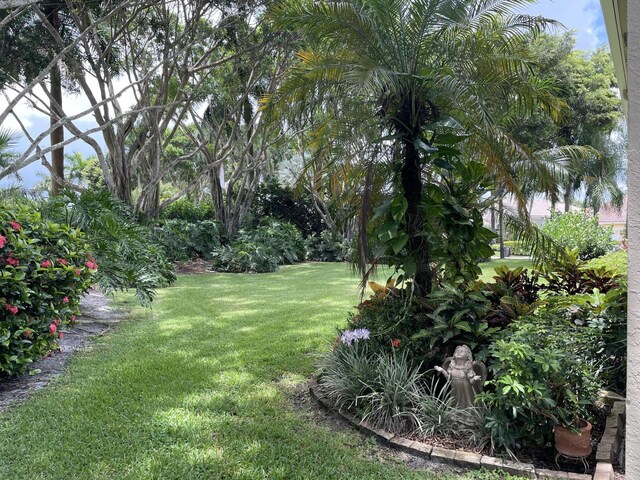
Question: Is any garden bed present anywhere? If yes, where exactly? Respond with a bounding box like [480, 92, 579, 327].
[310, 381, 623, 480]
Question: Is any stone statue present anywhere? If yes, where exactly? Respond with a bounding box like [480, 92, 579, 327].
[434, 345, 487, 409]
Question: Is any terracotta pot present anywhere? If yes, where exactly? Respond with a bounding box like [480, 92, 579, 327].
[554, 418, 593, 458]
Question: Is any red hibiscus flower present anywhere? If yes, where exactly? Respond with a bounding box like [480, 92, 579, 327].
[0, 235, 6, 249]
[8, 220, 21, 231]
[391, 339, 401, 348]
[41, 259, 52, 268]
[49, 323, 57, 335]
[53, 318, 61, 327]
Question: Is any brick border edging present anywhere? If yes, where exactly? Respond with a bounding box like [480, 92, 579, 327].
[593, 400, 625, 480]
[309, 381, 598, 480]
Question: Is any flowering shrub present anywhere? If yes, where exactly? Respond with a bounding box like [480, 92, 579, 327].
[0, 203, 95, 375]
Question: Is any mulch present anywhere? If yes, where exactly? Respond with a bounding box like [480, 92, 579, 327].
[174, 258, 211, 274]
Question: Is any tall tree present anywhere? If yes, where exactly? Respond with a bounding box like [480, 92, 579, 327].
[268, 0, 562, 294]
[510, 33, 624, 212]
[0, 0, 73, 194]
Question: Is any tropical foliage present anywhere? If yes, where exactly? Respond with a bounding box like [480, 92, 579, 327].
[0, 203, 95, 374]
[541, 210, 614, 260]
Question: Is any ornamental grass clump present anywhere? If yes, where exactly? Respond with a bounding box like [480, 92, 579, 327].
[0, 203, 95, 375]
[359, 351, 423, 434]
[316, 341, 377, 412]
[317, 330, 425, 434]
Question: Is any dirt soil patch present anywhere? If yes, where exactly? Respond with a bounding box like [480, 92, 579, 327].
[0, 289, 125, 412]
[174, 258, 211, 274]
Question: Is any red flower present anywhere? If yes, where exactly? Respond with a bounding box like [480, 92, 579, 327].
[63, 296, 69, 304]
[85, 260, 98, 270]
[57, 258, 68, 266]
[49, 323, 57, 335]
[6, 256, 19, 267]
[58, 332, 64, 340]
[74, 268, 81, 275]
[391, 339, 401, 348]
[8, 220, 21, 231]
[53, 318, 61, 327]
[4, 303, 18, 315]
[23, 330, 33, 338]
[40, 259, 52, 268]
[70, 314, 76, 322]
[0, 235, 6, 248]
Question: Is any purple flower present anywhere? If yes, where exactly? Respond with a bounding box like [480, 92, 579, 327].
[340, 328, 370, 345]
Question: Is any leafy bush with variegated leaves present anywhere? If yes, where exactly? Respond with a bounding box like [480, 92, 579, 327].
[0, 203, 95, 375]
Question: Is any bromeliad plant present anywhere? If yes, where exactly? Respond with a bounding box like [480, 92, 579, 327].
[0, 203, 95, 375]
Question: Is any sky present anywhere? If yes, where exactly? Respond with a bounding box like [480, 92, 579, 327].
[0, 0, 611, 189]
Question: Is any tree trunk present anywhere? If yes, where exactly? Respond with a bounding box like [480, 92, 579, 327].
[401, 140, 431, 295]
[111, 148, 132, 206]
[499, 196, 505, 259]
[564, 184, 573, 212]
[46, 7, 64, 196]
[50, 63, 64, 195]
[135, 142, 161, 218]
[209, 165, 227, 234]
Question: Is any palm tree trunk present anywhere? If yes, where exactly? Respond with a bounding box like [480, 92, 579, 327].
[401, 140, 431, 294]
[499, 196, 505, 259]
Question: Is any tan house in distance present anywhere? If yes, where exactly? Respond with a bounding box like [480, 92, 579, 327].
[597, 197, 628, 240]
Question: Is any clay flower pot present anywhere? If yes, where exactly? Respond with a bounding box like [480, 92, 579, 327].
[554, 418, 593, 458]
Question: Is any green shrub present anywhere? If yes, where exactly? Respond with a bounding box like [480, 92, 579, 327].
[0, 204, 95, 375]
[160, 198, 214, 222]
[41, 190, 176, 305]
[153, 219, 221, 261]
[210, 219, 305, 273]
[249, 179, 324, 237]
[541, 211, 613, 260]
[479, 315, 602, 453]
[344, 287, 420, 356]
[587, 250, 627, 275]
[210, 241, 280, 273]
[306, 231, 353, 262]
[152, 220, 191, 261]
[247, 218, 306, 265]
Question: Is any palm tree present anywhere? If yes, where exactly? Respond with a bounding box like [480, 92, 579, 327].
[570, 129, 626, 215]
[0, 129, 17, 170]
[268, 0, 562, 294]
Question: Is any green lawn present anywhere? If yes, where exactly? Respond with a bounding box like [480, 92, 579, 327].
[0, 263, 526, 479]
[479, 258, 532, 281]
